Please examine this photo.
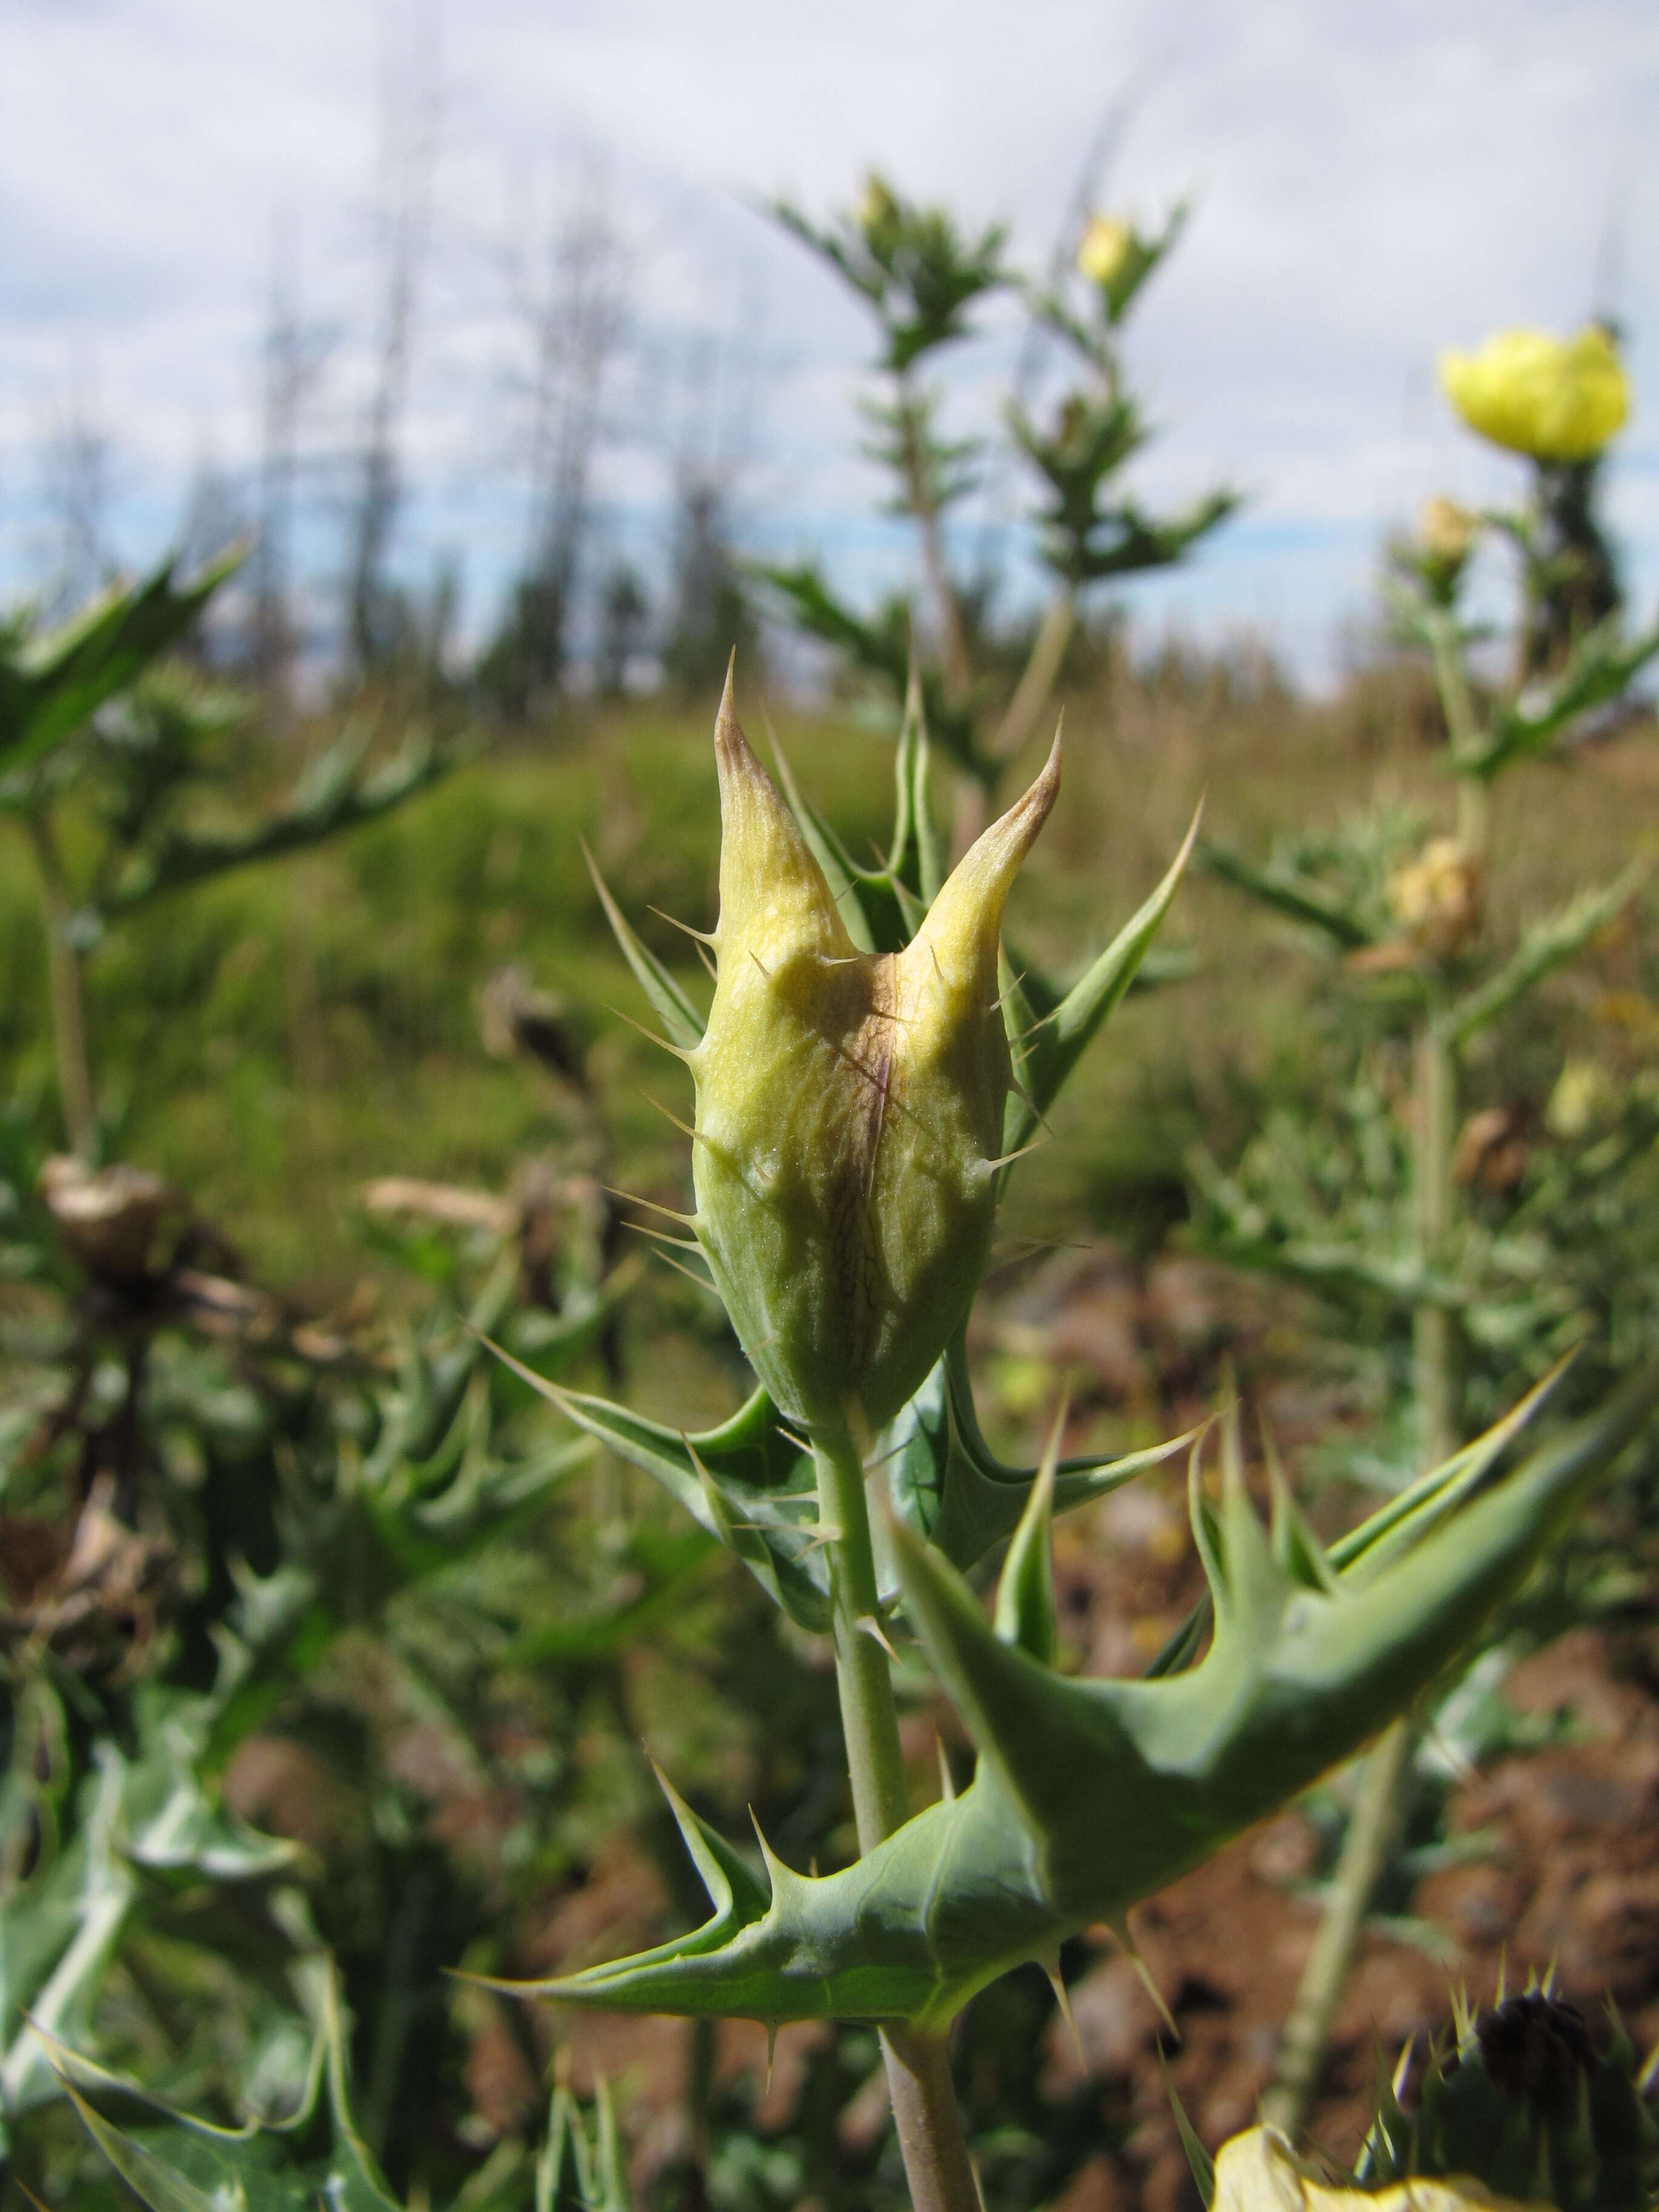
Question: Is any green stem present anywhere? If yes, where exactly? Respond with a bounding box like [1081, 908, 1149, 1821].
[1261, 1716, 1419, 2135]
[25, 811, 97, 1162]
[990, 590, 1075, 765]
[814, 1430, 980, 2212]
[895, 375, 973, 709]
[1265, 1002, 1461, 2130]
[1413, 1016, 1459, 1471]
[814, 1431, 909, 1849]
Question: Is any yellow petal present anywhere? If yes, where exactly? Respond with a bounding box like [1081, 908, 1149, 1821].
[1439, 326, 1629, 463]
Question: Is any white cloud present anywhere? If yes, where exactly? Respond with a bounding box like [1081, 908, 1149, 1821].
[1, 0, 1655, 677]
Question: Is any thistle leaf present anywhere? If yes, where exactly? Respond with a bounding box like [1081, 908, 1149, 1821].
[883, 1334, 1194, 1574]
[992, 1411, 1060, 1663]
[496, 1358, 1659, 2034]
[1441, 857, 1654, 1049]
[766, 723, 915, 954]
[1196, 837, 1376, 950]
[1162, 2058, 1218, 2209]
[1004, 804, 1202, 1157]
[478, 1344, 830, 1630]
[0, 548, 241, 776]
[109, 731, 452, 911]
[51, 1965, 400, 2211]
[1470, 613, 1659, 779]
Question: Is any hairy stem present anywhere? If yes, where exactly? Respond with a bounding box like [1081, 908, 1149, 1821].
[895, 375, 973, 708]
[1413, 1016, 1460, 1471]
[814, 1430, 980, 2212]
[25, 810, 97, 1162]
[991, 591, 1076, 765]
[815, 1431, 909, 1848]
[1262, 1716, 1419, 2134]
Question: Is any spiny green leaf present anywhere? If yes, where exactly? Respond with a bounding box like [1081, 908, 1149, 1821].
[50, 1967, 400, 2211]
[992, 1415, 1060, 1663]
[883, 1334, 1194, 1574]
[766, 722, 915, 954]
[752, 562, 987, 782]
[1196, 837, 1376, 950]
[1470, 614, 1659, 779]
[1004, 805, 1202, 1159]
[0, 548, 241, 776]
[499, 1361, 1659, 2033]
[1440, 856, 1654, 1049]
[583, 840, 706, 1051]
[477, 1339, 831, 1630]
[108, 729, 452, 911]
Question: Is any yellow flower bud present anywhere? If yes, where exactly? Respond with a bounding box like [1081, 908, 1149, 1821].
[689, 679, 1059, 1438]
[1439, 327, 1630, 464]
[1419, 495, 1477, 569]
[1077, 212, 1134, 290]
[1388, 837, 1484, 960]
[856, 173, 900, 243]
[1546, 1056, 1617, 1141]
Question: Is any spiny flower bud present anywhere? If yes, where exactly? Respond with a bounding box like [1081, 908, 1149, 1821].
[1389, 836, 1484, 960]
[687, 676, 1059, 1439]
[1077, 211, 1134, 290]
[1419, 494, 1477, 570]
[856, 172, 900, 246]
[1439, 327, 1629, 464]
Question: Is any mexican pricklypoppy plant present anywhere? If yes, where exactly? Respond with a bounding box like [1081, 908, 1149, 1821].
[494, 670, 1659, 2212]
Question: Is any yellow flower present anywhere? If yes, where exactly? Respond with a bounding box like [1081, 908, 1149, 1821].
[1439, 327, 1630, 463]
[1213, 2127, 1549, 2212]
[1078, 212, 1134, 290]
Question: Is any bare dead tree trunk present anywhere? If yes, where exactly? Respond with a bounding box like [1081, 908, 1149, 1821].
[486, 159, 628, 705]
[660, 284, 765, 698]
[347, 13, 441, 675]
[253, 221, 332, 696]
[39, 394, 113, 620]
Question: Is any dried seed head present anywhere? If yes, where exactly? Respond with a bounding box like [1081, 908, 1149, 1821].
[691, 674, 1059, 1437]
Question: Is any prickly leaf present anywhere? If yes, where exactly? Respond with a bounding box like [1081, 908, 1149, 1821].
[883, 1332, 1193, 1573]
[500, 1361, 1659, 2032]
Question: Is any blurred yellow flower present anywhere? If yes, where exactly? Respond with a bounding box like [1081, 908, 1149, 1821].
[1389, 837, 1484, 960]
[1418, 495, 1477, 568]
[1439, 327, 1629, 463]
[1213, 2127, 1547, 2212]
[856, 173, 899, 240]
[1078, 212, 1133, 289]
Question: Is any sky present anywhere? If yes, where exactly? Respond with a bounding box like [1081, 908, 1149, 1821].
[4, 0, 1659, 685]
